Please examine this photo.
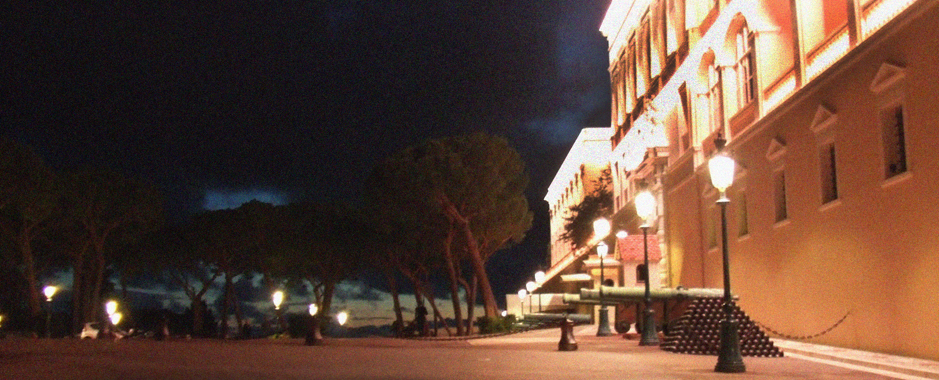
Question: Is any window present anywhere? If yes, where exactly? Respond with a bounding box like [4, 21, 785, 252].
[636, 264, 648, 284]
[708, 63, 723, 134]
[881, 105, 907, 178]
[773, 170, 788, 222]
[820, 142, 838, 203]
[735, 25, 755, 108]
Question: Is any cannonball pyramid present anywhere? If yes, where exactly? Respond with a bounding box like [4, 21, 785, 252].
[660, 297, 783, 357]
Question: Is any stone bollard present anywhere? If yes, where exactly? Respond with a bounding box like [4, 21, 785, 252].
[558, 318, 578, 351]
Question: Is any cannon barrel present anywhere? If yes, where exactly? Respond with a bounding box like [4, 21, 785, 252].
[580, 286, 734, 302]
[524, 312, 591, 324]
[562, 293, 620, 306]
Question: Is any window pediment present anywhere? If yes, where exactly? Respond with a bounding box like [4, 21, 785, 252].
[870, 62, 906, 93]
[766, 135, 787, 161]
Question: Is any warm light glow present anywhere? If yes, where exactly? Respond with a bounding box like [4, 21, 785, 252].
[517, 289, 527, 300]
[534, 271, 546, 285]
[272, 291, 284, 310]
[597, 241, 609, 258]
[863, 0, 916, 38]
[501, 310, 508, 318]
[110, 312, 122, 326]
[635, 190, 656, 223]
[593, 218, 611, 239]
[709, 152, 736, 194]
[105, 301, 118, 316]
[43, 286, 58, 301]
[308, 303, 318, 316]
[526, 281, 537, 293]
[616, 230, 628, 239]
[336, 311, 348, 326]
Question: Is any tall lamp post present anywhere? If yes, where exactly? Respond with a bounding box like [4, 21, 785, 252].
[272, 290, 285, 334]
[709, 136, 746, 373]
[535, 270, 546, 312]
[635, 190, 660, 346]
[526, 281, 537, 314]
[517, 289, 527, 317]
[43, 286, 57, 339]
[594, 218, 612, 336]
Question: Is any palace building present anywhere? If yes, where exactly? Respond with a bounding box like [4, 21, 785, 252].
[539, 0, 939, 360]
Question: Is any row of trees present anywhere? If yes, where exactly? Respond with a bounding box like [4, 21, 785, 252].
[364, 133, 533, 335]
[2, 132, 534, 337]
[1, 138, 161, 332]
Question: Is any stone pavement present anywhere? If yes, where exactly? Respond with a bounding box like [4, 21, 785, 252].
[470, 324, 939, 380]
[2, 327, 938, 379]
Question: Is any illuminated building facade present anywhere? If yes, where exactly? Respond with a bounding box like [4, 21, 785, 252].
[602, 0, 939, 359]
[543, 0, 939, 360]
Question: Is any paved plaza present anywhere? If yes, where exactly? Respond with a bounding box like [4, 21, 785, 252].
[1, 326, 937, 380]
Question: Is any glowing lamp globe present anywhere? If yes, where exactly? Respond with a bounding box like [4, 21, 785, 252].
[272, 291, 284, 310]
[709, 152, 736, 194]
[105, 301, 118, 316]
[110, 312, 122, 326]
[43, 286, 58, 302]
[616, 230, 628, 239]
[534, 271, 546, 285]
[593, 218, 611, 239]
[337, 311, 348, 326]
[597, 241, 609, 258]
[635, 191, 656, 222]
[501, 310, 507, 317]
[308, 303, 318, 316]
[526, 281, 537, 293]
[517, 289, 527, 300]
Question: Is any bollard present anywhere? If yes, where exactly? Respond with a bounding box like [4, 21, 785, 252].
[558, 318, 578, 351]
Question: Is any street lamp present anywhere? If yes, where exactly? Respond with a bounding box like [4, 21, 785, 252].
[43, 286, 57, 339]
[635, 190, 660, 346]
[336, 311, 348, 326]
[596, 240, 612, 336]
[517, 289, 527, 316]
[105, 300, 118, 338]
[526, 281, 537, 313]
[272, 290, 285, 334]
[709, 136, 745, 373]
[110, 312, 123, 327]
[534, 270, 546, 312]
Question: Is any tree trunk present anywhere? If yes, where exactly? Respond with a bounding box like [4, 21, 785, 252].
[221, 271, 234, 338]
[18, 233, 42, 317]
[322, 281, 336, 317]
[71, 255, 84, 333]
[441, 228, 464, 335]
[457, 221, 498, 317]
[422, 288, 452, 336]
[463, 275, 478, 335]
[384, 271, 404, 336]
[192, 299, 204, 336]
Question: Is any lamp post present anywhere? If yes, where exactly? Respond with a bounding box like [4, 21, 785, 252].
[535, 271, 546, 312]
[105, 300, 118, 338]
[593, 217, 612, 336]
[526, 281, 537, 314]
[43, 286, 57, 339]
[709, 136, 745, 373]
[272, 290, 284, 334]
[635, 190, 660, 346]
[517, 289, 527, 317]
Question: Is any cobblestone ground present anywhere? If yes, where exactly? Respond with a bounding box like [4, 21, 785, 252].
[0, 332, 913, 380]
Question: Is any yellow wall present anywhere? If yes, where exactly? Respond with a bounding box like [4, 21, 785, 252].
[664, 3, 939, 360]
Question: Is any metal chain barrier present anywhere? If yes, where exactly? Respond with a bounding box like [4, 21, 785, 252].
[752, 310, 851, 341]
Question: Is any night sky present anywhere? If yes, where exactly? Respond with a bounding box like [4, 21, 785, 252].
[2, 1, 612, 309]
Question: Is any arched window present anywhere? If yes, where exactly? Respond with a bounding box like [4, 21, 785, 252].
[708, 63, 723, 134]
[636, 264, 648, 284]
[735, 25, 755, 108]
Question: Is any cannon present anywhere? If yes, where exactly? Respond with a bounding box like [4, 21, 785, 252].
[580, 286, 732, 302]
[562, 293, 621, 306]
[523, 312, 591, 324]
[579, 286, 734, 335]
